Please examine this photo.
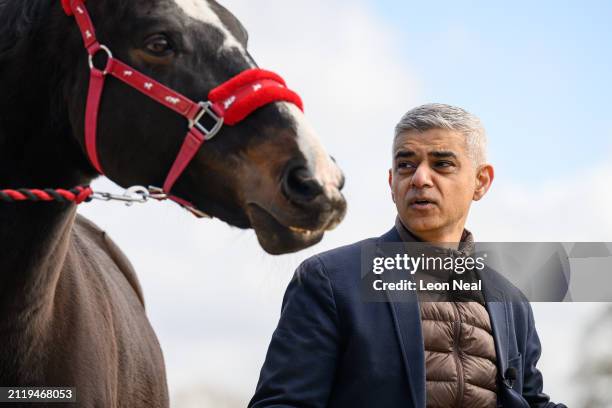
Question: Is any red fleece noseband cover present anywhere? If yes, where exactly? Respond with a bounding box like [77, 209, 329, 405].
[208, 69, 303, 126]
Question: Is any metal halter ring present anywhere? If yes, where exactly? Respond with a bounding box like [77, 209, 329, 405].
[88, 44, 113, 75]
[189, 101, 224, 141]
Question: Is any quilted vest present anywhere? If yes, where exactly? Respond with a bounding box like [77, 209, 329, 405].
[395, 217, 498, 407]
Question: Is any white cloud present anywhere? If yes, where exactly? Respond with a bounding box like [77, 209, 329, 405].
[469, 159, 612, 242]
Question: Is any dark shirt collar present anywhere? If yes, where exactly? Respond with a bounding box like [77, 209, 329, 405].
[394, 216, 485, 303]
[394, 216, 475, 257]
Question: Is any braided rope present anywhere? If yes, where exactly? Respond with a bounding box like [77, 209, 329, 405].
[0, 186, 93, 204]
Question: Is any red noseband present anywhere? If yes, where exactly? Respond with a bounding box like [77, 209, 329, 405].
[61, 0, 303, 215]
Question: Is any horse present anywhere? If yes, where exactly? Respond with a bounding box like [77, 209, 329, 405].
[0, 0, 346, 406]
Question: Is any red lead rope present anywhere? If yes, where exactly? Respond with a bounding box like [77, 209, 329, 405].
[0, 187, 93, 204]
[0, 186, 170, 207]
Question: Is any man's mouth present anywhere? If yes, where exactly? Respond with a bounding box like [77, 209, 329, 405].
[409, 198, 437, 210]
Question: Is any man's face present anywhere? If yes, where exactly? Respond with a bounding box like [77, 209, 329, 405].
[389, 128, 492, 239]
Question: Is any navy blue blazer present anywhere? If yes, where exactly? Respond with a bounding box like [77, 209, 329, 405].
[250, 227, 566, 408]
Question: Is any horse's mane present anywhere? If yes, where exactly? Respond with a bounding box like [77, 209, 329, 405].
[0, 0, 131, 59]
[0, 0, 62, 145]
[0, 0, 54, 57]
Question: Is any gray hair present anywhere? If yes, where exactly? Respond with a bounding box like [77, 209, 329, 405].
[394, 103, 488, 166]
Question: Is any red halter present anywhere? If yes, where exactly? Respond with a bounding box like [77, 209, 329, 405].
[61, 0, 303, 215]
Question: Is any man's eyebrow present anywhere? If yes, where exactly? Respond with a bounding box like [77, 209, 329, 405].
[430, 150, 457, 159]
[394, 150, 458, 160]
[394, 150, 415, 160]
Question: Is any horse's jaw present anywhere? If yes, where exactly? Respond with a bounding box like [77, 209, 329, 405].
[246, 203, 341, 255]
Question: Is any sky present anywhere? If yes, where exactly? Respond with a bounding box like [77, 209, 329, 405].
[374, 0, 612, 182]
[78, 1, 611, 406]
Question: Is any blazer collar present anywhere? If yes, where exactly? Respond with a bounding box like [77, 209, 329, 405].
[394, 216, 476, 257]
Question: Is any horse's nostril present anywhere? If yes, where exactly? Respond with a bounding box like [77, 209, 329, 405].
[282, 165, 324, 204]
[338, 173, 346, 191]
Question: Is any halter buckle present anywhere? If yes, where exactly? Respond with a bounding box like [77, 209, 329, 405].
[189, 102, 224, 141]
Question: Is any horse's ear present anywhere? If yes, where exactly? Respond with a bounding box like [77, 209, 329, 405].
[209, 0, 249, 47]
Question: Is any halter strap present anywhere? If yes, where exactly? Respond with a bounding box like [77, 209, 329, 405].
[62, 0, 303, 216]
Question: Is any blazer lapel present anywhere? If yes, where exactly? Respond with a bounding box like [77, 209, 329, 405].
[387, 298, 425, 408]
[377, 227, 426, 408]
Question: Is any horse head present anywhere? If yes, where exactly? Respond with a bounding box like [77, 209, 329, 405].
[0, 0, 347, 254]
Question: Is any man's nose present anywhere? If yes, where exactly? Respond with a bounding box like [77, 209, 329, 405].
[411, 163, 433, 188]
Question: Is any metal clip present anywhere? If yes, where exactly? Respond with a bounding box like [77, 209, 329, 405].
[91, 185, 150, 206]
[89, 186, 212, 220]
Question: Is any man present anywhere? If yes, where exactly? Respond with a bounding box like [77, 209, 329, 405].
[250, 104, 565, 407]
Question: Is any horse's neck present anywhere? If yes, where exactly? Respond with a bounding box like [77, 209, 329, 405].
[0, 116, 89, 326]
[0, 44, 92, 188]
[0, 201, 77, 384]
[0, 203, 77, 325]
[0, 36, 97, 326]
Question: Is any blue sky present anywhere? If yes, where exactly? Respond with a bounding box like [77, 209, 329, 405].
[372, 1, 612, 182]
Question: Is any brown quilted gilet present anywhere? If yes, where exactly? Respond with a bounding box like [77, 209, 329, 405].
[420, 302, 498, 408]
[395, 217, 498, 407]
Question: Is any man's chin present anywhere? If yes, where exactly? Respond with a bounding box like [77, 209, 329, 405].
[400, 217, 442, 236]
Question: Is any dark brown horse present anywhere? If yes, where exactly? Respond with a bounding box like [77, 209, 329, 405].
[0, 0, 346, 406]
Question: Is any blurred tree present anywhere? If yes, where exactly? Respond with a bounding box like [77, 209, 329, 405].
[577, 304, 612, 407]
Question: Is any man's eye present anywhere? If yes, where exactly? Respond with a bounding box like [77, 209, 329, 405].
[436, 161, 454, 168]
[397, 162, 415, 170]
[144, 34, 173, 56]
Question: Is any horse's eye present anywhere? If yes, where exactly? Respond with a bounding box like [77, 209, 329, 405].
[144, 34, 173, 56]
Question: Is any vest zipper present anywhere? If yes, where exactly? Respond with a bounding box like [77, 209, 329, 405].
[452, 302, 464, 408]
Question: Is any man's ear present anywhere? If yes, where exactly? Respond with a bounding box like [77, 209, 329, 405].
[388, 169, 396, 203]
[473, 164, 494, 201]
